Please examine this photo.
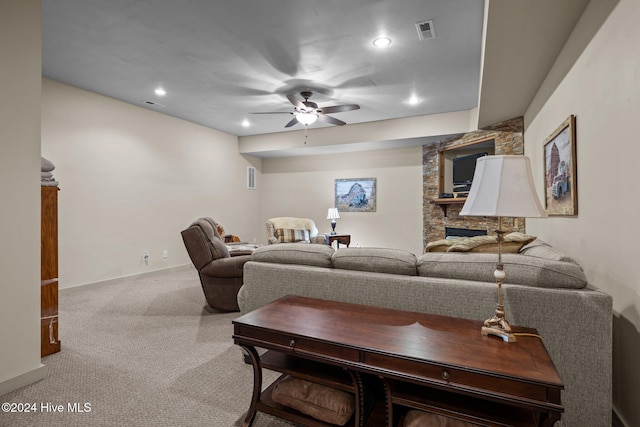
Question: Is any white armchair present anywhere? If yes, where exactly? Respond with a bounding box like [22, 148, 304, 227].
[266, 217, 328, 245]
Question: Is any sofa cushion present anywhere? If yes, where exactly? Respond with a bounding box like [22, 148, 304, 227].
[519, 238, 580, 263]
[251, 243, 334, 268]
[416, 251, 587, 289]
[332, 247, 417, 276]
[275, 228, 310, 243]
[271, 376, 354, 426]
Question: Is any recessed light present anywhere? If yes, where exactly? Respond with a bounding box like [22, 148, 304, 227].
[406, 95, 422, 105]
[154, 87, 166, 96]
[372, 36, 392, 48]
[241, 119, 250, 127]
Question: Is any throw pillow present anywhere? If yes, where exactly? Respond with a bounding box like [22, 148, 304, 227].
[404, 410, 474, 427]
[271, 376, 355, 426]
[425, 239, 454, 252]
[275, 228, 310, 243]
[215, 222, 226, 239]
[504, 232, 537, 245]
[447, 233, 536, 253]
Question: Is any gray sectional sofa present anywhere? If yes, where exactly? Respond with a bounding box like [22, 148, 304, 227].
[237, 240, 612, 427]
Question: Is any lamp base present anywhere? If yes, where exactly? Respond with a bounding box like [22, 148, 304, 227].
[481, 227, 517, 343]
[330, 220, 337, 235]
[481, 316, 516, 343]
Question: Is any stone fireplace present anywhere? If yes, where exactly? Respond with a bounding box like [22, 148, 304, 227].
[422, 117, 525, 250]
[445, 226, 487, 238]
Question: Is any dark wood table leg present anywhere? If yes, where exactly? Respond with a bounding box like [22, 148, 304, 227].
[540, 412, 562, 427]
[381, 377, 393, 427]
[240, 345, 262, 427]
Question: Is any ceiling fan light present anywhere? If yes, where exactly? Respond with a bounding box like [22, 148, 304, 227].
[296, 112, 318, 125]
[372, 36, 392, 48]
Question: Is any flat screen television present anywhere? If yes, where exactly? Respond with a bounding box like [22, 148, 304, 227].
[452, 152, 487, 186]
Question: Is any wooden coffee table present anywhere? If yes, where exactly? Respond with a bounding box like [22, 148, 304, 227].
[233, 295, 563, 427]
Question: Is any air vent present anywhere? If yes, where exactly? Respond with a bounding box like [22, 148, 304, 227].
[247, 166, 256, 190]
[416, 20, 435, 41]
[142, 100, 165, 108]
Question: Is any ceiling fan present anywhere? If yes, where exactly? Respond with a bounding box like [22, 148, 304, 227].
[251, 91, 360, 128]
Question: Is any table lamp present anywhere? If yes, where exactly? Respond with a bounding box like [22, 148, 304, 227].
[460, 155, 547, 342]
[327, 208, 340, 235]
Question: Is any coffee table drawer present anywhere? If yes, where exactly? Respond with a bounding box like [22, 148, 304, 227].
[364, 352, 550, 403]
[235, 324, 360, 362]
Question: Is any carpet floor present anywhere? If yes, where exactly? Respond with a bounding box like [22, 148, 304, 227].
[0, 267, 293, 427]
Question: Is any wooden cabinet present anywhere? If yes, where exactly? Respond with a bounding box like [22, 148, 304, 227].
[41, 186, 61, 357]
[432, 137, 496, 216]
[437, 137, 495, 196]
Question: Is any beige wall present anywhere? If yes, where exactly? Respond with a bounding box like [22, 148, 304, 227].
[524, 0, 639, 425]
[261, 146, 424, 255]
[239, 110, 472, 156]
[0, 0, 47, 394]
[41, 79, 263, 288]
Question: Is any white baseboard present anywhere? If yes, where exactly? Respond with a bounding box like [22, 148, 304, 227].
[0, 364, 47, 397]
[59, 264, 193, 293]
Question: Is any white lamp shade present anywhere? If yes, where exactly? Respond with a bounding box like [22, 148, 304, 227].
[460, 155, 547, 218]
[327, 208, 340, 220]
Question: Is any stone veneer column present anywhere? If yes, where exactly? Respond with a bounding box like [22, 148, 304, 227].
[422, 117, 525, 250]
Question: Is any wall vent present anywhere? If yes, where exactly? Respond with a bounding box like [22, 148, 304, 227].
[247, 166, 256, 190]
[416, 20, 435, 41]
[142, 100, 166, 108]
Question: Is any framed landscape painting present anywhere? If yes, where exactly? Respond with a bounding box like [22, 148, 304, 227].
[335, 178, 376, 212]
[543, 115, 577, 216]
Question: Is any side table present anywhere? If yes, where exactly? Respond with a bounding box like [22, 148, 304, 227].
[233, 296, 564, 427]
[327, 233, 350, 248]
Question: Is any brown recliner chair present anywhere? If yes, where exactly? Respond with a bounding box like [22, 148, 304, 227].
[181, 218, 251, 312]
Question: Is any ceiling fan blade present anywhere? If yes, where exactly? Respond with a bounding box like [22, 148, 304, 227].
[250, 111, 293, 115]
[284, 117, 299, 127]
[318, 114, 346, 126]
[318, 104, 360, 114]
[287, 94, 305, 109]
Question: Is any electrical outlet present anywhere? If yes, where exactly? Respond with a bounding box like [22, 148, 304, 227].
[163, 249, 168, 258]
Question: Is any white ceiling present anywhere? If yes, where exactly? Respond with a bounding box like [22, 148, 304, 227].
[42, 0, 484, 137]
[41, 0, 590, 144]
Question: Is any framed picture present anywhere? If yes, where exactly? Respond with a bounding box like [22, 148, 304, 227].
[335, 178, 376, 212]
[543, 115, 577, 216]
